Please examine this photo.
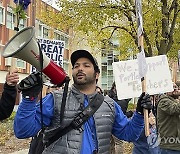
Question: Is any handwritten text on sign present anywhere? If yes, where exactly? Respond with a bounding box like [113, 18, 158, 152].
[113, 55, 173, 100]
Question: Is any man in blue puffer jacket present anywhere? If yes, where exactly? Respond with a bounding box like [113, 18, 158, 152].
[14, 49, 152, 154]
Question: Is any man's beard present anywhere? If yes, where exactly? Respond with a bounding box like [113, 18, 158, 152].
[73, 72, 96, 86]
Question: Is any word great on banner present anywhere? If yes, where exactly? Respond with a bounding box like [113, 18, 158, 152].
[113, 55, 173, 100]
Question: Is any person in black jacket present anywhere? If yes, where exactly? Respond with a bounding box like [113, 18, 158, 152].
[108, 82, 133, 118]
[109, 81, 133, 154]
[0, 70, 19, 120]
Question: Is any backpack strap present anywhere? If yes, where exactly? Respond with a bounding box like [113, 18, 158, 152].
[46, 93, 104, 147]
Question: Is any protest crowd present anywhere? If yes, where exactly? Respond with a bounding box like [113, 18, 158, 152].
[0, 48, 179, 154]
[0, 1, 179, 154]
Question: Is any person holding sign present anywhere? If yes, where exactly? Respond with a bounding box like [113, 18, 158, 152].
[0, 70, 19, 120]
[14, 50, 152, 154]
[157, 83, 180, 154]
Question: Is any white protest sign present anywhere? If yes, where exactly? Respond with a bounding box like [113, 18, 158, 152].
[31, 38, 65, 72]
[113, 55, 173, 100]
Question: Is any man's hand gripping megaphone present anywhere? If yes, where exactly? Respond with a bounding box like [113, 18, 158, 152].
[18, 72, 42, 100]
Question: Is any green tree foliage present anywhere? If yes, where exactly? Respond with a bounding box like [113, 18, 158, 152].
[40, 0, 180, 58]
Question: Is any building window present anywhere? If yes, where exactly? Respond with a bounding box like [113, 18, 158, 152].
[101, 50, 119, 91]
[54, 31, 69, 49]
[43, 27, 49, 38]
[6, 7, 15, 29]
[0, 5, 5, 25]
[18, 18, 27, 30]
[38, 24, 49, 38]
[38, 24, 42, 36]
[54, 32, 61, 40]
[16, 59, 26, 69]
[64, 36, 69, 49]
[63, 59, 69, 73]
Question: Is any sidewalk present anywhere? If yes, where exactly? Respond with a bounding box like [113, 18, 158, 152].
[10, 149, 29, 154]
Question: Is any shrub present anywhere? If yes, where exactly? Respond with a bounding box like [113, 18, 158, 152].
[0, 111, 16, 145]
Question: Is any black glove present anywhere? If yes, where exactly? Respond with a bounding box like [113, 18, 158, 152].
[18, 72, 42, 100]
[136, 92, 152, 115]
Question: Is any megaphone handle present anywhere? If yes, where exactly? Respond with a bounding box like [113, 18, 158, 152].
[7, 58, 18, 86]
[8, 57, 15, 75]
